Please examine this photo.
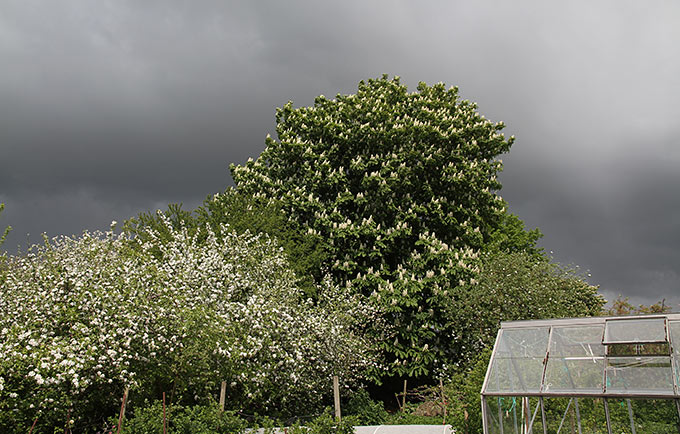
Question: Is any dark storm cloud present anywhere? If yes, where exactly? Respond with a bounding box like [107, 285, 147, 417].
[502, 144, 680, 307]
[1, 0, 679, 306]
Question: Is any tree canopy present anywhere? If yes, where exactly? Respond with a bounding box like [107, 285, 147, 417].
[231, 76, 531, 377]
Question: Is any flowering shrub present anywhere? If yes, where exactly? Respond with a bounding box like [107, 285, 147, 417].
[126, 192, 329, 299]
[0, 217, 377, 431]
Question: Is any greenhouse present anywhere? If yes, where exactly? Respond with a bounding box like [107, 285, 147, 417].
[481, 314, 680, 433]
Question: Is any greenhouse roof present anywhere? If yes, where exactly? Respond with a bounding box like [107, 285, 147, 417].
[482, 313, 680, 399]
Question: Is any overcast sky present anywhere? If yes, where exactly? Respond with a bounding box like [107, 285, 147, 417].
[1, 0, 679, 308]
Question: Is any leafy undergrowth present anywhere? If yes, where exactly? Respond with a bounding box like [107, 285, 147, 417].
[112, 387, 451, 434]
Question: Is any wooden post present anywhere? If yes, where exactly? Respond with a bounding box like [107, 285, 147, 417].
[440, 378, 447, 425]
[116, 387, 129, 434]
[219, 381, 227, 412]
[162, 392, 168, 434]
[333, 375, 341, 422]
[402, 379, 407, 412]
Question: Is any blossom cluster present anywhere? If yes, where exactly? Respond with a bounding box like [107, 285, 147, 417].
[0, 216, 377, 430]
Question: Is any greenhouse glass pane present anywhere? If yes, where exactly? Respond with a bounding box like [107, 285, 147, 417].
[669, 321, 680, 354]
[485, 356, 545, 394]
[550, 325, 605, 357]
[485, 327, 550, 394]
[669, 321, 680, 391]
[485, 397, 520, 434]
[483, 398, 502, 434]
[495, 327, 549, 358]
[603, 318, 667, 344]
[543, 356, 604, 393]
[605, 356, 674, 395]
[607, 342, 670, 356]
[485, 327, 549, 394]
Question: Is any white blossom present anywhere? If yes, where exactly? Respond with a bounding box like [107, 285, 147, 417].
[0, 217, 378, 426]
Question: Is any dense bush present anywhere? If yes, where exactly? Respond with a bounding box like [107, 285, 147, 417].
[444, 349, 491, 434]
[0, 216, 377, 431]
[344, 389, 389, 425]
[121, 403, 359, 434]
[287, 408, 356, 434]
[120, 402, 249, 434]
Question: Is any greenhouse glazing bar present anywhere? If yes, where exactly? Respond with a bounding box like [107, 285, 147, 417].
[539, 397, 547, 434]
[529, 399, 541, 433]
[625, 399, 636, 434]
[555, 398, 572, 434]
[603, 399, 612, 434]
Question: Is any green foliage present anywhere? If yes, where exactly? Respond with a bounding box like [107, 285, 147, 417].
[445, 349, 491, 434]
[123, 404, 358, 434]
[0, 76, 615, 429]
[0, 203, 10, 249]
[508, 397, 680, 433]
[0, 203, 9, 285]
[288, 408, 356, 434]
[197, 189, 328, 298]
[125, 192, 327, 298]
[121, 402, 249, 434]
[486, 212, 543, 259]
[231, 75, 517, 378]
[594, 399, 679, 433]
[344, 389, 389, 425]
[604, 295, 671, 315]
[384, 411, 441, 426]
[451, 251, 605, 366]
[125, 203, 199, 245]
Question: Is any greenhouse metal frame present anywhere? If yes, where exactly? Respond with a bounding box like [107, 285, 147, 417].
[481, 313, 680, 433]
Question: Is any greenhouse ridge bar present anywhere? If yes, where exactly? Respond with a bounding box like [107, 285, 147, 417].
[480, 313, 680, 433]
